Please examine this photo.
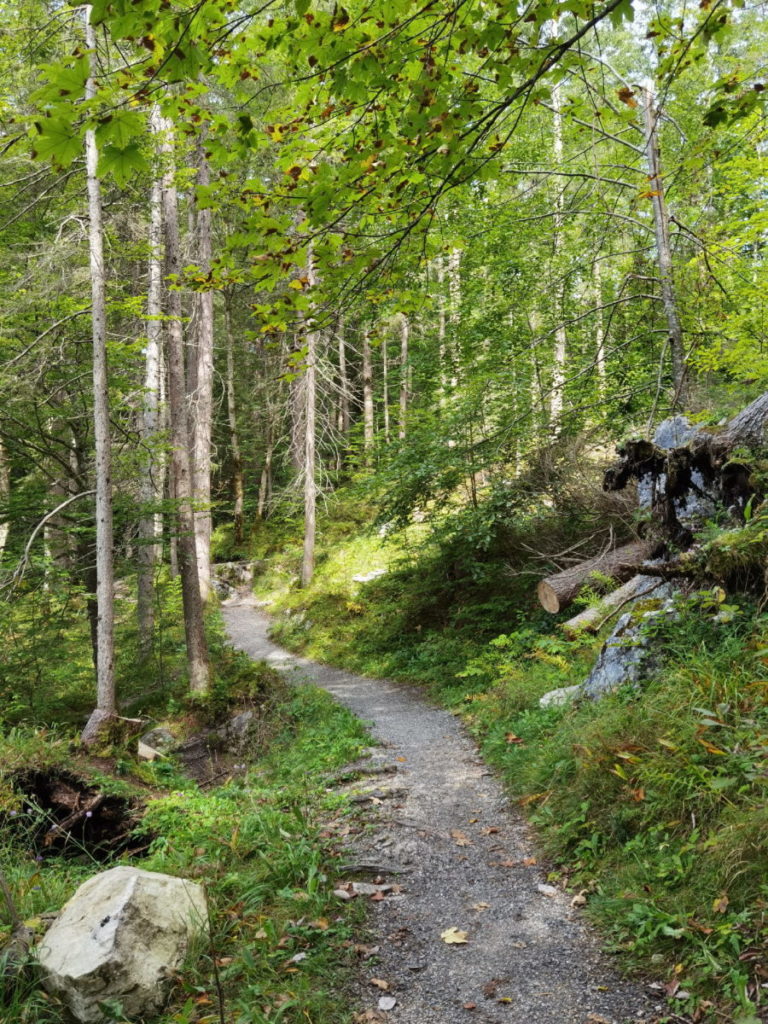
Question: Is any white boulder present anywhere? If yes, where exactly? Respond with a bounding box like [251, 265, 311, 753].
[37, 865, 208, 1023]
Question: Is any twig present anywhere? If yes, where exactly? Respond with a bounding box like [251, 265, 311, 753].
[44, 793, 105, 845]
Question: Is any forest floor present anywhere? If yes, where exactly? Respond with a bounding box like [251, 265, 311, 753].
[222, 594, 661, 1024]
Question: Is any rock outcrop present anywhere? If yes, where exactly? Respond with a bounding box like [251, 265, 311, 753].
[37, 866, 208, 1023]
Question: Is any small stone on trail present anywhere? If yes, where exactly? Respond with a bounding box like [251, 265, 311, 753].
[378, 995, 397, 1011]
[536, 883, 558, 897]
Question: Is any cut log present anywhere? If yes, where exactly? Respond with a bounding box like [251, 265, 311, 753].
[560, 574, 662, 636]
[537, 540, 654, 614]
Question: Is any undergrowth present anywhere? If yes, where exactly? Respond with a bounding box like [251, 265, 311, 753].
[0, 685, 369, 1024]
[250, 485, 768, 1024]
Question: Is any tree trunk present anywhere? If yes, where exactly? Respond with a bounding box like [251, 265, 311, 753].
[160, 121, 210, 694]
[642, 83, 686, 408]
[81, 7, 116, 745]
[537, 539, 654, 614]
[550, 78, 567, 433]
[594, 258, 606, 393]
[301, 253, 318, 587]
[188, 140, 214, 602]
[362, 327, 374, 459]
[561, 574, 662, 636]
[382, 329, 390, 444]
[337, 317, 350, 435]
[224, 292, 245, 544]
[0, 439, 10, 563]
[398, 312, 409, 441]
[137, 106, 165, 655]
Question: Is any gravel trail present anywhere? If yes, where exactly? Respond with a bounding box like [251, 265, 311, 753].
[222, 596, 657, 1024]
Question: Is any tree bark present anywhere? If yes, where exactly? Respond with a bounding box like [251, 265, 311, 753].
[81, 7, 116, 745]
[561, 574, 662, 636]
[382, 329, 390, 444]
[537, 539, 654, 614]
[337, 316, 350, 435]
[224, 292, 245, 545]
[362, 327, 374, 459]
[301, 253, 318, 587]
[398, 312, 409, 441]
[642, 83, 686, 408]
[137, 106, 165, 655]
[0, 439, 10, 563]
[550, 78, 567, 433]
[160, 121, 210, 694]
[188, 140, 214, 602]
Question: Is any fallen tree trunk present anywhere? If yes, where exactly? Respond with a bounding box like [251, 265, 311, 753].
[560, 574, 662, 635]
[537, 539, 654, 614]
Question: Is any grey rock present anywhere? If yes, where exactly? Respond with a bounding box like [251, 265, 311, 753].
[37, 866, 208, 1024]
[137, 727, 176, 762]
[539, 685, 581, 709]
[352, 569, 387, 583]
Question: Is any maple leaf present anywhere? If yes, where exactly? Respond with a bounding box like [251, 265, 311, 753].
[440, 927, 469, 944]
[451, 829, 472, 847]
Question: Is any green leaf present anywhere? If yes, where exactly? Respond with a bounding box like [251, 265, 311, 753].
[31, 118, 82, 168]
[95, 111, 145, 149]
[98, 143, 149, 186]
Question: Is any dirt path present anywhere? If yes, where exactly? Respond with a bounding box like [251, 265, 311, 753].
[222, 597, 657, 1024]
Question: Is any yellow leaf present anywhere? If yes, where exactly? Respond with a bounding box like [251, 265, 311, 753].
[713, 894, 729, 913]
[288, 279, 304, 290]
[440, 927, 469, 944]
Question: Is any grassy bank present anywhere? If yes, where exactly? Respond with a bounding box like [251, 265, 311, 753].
[245, 490, 768, 1024]
[0, 570, 371, 1024]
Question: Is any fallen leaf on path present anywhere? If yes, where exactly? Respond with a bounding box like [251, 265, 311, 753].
[522, 857, 537, 866]
[451, 829, 472, 847]
[396, 756, 407, 762]
[571, 891, 588, 908]
[480, 826, 500, 835]
[310, 918, 329, 929]
[463, 1003, 477, 1010]
[370, 891, 385, 902]
[333, 888, 356, 900]
[378, 995, 397, 1011]
[471, 902, 490, 912]
[493, 860, 517, 868]
[497, 996, 513, 1004]
[352, 943, 380, 958]
[505, 733, 525, 744]
[370, 978, 390, 991]
[441, 927, 469, 944]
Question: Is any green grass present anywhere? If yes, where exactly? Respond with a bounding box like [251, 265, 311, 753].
[248, 490, 768, 1023]
[0, 683, 371, 1024]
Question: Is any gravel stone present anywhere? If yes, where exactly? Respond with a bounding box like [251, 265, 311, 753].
[223, 599, 658, 1024]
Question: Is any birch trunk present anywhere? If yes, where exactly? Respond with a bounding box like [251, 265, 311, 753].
[594, 258, 606, 393]
[81, 7, 116, 744]
[224, 293, 245, 544]
[550, 78, 567, 433]
[189, 141, 214, 602]
[398, 312, 409, 441]
[337, 317, 350, 434]
[137, 106, 165, 654]
[362, 327, 374, 459]
[642, 83, 687, 408]
[301, 252, 318, 587]
[161, 122, 210, 693]
[382, 331, 390, 444]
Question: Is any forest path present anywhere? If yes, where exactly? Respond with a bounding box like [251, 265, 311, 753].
[222, 596, 656, 1024]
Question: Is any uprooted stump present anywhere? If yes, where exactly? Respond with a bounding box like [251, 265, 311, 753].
[6, 770, 147, 859]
